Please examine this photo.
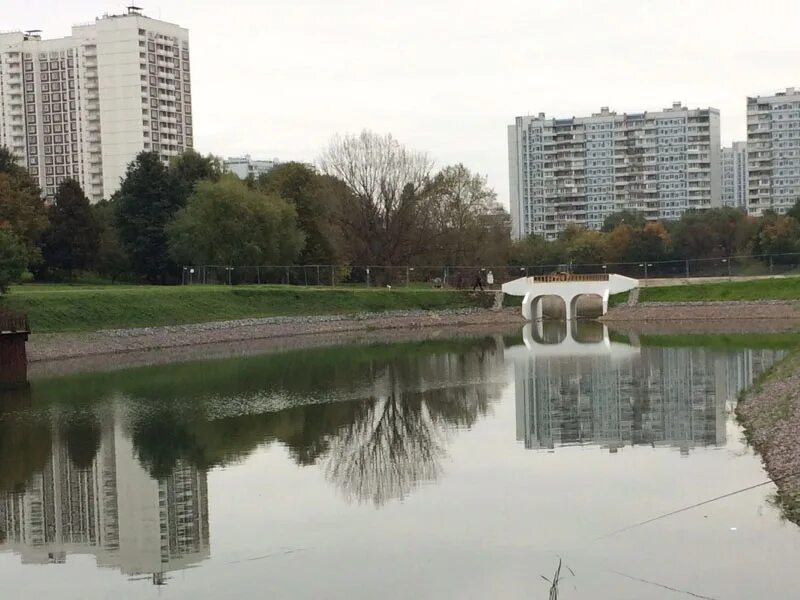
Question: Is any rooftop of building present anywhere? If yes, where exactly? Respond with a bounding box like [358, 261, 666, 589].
[516, 102, 718, 123]
[747, 87, 800, 103]
[1, 6, 183, 42]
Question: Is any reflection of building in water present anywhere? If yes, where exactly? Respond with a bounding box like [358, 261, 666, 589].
[510, 328, 782, 454]
[0, 412, 209, 583]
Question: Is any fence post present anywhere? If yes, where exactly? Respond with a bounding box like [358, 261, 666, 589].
[285, 266, 290, 285]
[257, 266, 261, 285]
[685, 259, 690, 278]
[406, 267, 410, 287]
[228, 266, 232, 286]
[304, 267, 308, 286]
[316, 265, 320, 286]
[770, 255, 774, 275]
[331, 265, 335, 287]
[366, 267, 370, 288]
[727, 258, 732, 277]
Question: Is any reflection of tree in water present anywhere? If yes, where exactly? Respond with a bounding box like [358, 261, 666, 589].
[322, 351, 498, 506]
[121, 337, 503, 505]
[64, 413, 102, 471]
[0, 384, 51, 494]
[323, 392, 446, 506]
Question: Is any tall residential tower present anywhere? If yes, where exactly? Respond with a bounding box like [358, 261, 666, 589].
[721, 142, 748, 209]
[747, 88, 800, 216]
[0, 7, 192, 201]
[508, 103, 721, 239]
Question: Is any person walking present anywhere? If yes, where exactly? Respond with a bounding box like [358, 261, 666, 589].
[472, 272, 484, 291]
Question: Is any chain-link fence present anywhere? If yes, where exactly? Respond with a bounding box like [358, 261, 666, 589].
[181, 253, 800, 288]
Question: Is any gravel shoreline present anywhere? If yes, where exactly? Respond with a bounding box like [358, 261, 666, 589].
[27, 308, 523, 365]
[737, 352, 800, 524]
[602, 300, 800, 323]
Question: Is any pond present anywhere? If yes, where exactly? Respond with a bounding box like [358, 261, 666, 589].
[1, 324, 799, 599]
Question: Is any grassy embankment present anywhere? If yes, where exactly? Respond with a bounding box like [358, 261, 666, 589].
[0, 284, 492, 333]
[611, 276, 800, 306]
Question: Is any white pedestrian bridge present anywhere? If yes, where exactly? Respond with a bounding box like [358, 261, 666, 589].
[501, 273, 639, 320]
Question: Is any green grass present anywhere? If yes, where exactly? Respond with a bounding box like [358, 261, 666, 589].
[610, 276, 800, 305]
[638, 332, 800, 350]
[1, 284, 492, 333]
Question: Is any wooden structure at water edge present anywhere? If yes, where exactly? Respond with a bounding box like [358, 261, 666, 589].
[0, 309, 30, 387]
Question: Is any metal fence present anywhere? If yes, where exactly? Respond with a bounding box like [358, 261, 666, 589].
[181, 252, 800, 288]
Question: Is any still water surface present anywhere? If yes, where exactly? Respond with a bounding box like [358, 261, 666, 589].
[1, 325, 799, 598]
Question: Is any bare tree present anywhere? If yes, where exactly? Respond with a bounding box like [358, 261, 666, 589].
[319, 131, 434, 267]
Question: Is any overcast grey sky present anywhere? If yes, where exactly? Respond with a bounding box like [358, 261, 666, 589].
[4, 0, 799, 206]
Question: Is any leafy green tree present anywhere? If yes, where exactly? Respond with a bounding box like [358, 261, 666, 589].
[601, 210, 645, 232]
[167, 176, 305, 266]
[787, 200, 800, 223]
[670, 207, 748, 259]
[93, 200, 130, 283]
[114, 152, 181, 282]
[509, 234, 567, 268]
[756, 213, 800, 262]
[170, 150, 222, 204]
[564, 228, 605, 272]
[0, 228, 28, 293]
[255, 162, 339, 264]
[40, 179, 100, 277]
[0, 148, 48, 267]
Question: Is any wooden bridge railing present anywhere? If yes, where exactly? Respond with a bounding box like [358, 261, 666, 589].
[0, 311, 30, 334]
[530, 273, 610, 283]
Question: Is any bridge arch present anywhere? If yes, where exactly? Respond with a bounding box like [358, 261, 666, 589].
[524, 294, 567, 321]
[569, 293, 605, 321]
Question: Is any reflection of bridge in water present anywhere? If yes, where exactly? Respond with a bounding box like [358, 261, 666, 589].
[508, 324, 783, 454]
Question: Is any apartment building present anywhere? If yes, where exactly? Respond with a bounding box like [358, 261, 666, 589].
[508, 103, 721, 239]
[747, 88, 800, 216]
[223, 155, 280, 179]
[721, 141, 748, 209]
[0, 7, 192, 202]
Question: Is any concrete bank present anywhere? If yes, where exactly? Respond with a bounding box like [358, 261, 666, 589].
[737, 351, 800, 524]
[28, 308, 523, 365]
[602, 300, 800, 323]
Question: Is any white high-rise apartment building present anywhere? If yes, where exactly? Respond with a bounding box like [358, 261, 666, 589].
[508, 103, 721, 240]
[0, 7, 192, 202]
[721, 142, 748, 209]
[223, 155, 281, 179]
[747, 88, 800, 216]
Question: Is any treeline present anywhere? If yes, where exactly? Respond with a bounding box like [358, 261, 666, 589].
[511, 206, 800, 273]
[0, 131, 511, 290]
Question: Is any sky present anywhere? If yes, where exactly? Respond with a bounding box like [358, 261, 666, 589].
[3, 0, 800, 207]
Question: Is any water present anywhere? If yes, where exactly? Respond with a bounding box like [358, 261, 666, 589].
[1, 325, 799, 599]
